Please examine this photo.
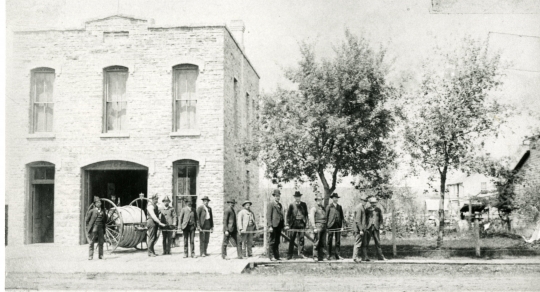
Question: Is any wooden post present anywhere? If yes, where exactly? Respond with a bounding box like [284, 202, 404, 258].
[474, 211, 481, 257]
[263, 191, 268, 256]
[391, 200, 397, 257]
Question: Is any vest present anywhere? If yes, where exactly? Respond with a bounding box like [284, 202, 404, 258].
[314, 205, 326, 224]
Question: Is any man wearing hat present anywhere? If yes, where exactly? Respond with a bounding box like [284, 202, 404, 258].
[285, 191, 308, 260]
[309, 195, 328, 262]
[267, 189, 285, 261]
[222, 198, 242, 259]
[86, 196, 108, 260]
[237, 200, 257, 257]
[352, 193, 368, 262]
[159, 196, 177, 255]
[179, 198, 198, 258]
[326, 193, 346, 260]
[362, 197, 387, 261]
[196, 196, 214, 257]
[147, 193, 166, 257]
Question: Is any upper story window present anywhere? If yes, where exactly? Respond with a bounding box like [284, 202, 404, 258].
[103, 66, 128, 132]
[173, 64, 198, 131]
[30, 68, 55, 133]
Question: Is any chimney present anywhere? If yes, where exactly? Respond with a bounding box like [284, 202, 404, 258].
[229, 20, 245, 51]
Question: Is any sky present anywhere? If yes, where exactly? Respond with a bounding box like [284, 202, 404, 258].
[5, 0, 540, 191]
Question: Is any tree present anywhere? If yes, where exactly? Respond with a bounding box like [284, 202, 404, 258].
[241, 30, 397, 205]
[403, 37, 507, 248]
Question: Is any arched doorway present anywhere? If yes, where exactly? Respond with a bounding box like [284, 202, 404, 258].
[27, 161, 55, 244]
[81, 160, 148, 244]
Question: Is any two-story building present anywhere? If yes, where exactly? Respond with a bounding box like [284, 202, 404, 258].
[5, 15, 260, 246]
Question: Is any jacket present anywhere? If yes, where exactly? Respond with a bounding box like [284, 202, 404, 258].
[223, 205, 238, 233]
[285, 201, 308, 227]
[86, 207, 107, 235]
[266, 200, 284, 228]
[237, 209, 257, 232]
[365, 205, 384, 230]
[179, 206, 197, 230]
[159, 205, 177, 226]
[352, 202, 367, 233]
[326, 203, 345, 228]
[196, 205, 214, 229]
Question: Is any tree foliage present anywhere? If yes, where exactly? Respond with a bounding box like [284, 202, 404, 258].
[403, 37, 507, 247]
[241, 30, 397, 205]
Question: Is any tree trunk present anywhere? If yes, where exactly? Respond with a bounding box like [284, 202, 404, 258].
[323, 187, 332, 207]
[437, 170, 447, 249]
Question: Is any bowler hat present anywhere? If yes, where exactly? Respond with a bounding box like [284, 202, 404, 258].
[151, 193, 159, 200]
[93, 196, 101, 203]
[369, 197, 378, 203]
[184, 197, 192, 203]
[358, 193, 368, 201]
[314, 196, 323, 201]
[227, 198, 237, 204]
[293, 191, 302, 197]
[162, 196, 171, 202]
[272, 189, 281, 196]
[330, 193, 340, 199]
[242, 200, 252, 207]
[201, 196, 211, 201]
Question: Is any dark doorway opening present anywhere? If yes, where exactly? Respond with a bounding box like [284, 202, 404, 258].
[81, 160, 148, 244]
[28, 163, 55, 244]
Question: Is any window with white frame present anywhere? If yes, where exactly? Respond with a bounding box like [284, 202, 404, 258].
[173, 64, 198, 131]
[103, 66, 128, 132]
[30, 68, 55, 133]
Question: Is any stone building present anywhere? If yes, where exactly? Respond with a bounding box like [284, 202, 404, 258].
[5, 15, 259, 246]
[514, 135, 540, 195]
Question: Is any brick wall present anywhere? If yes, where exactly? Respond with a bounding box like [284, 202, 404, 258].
[5, 15, 259, 246]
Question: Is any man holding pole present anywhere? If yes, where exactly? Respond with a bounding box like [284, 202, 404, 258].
[352, 194, 367, 263]
[196, 196, 213, 257]
[222, 199, 242, 260]
[159, 196, 177, 255]
[237, 200, 257, 257]
[310, 195, 327, 262]
[285, 191, 308, 260]
[326, 193, 346, 260]
[179, 198, 198, 258]
[267, 189, 285, 261]
[147, 193, 166, 257]
[362, 197, 387, 261]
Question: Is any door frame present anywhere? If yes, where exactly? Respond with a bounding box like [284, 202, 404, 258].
[26, 162, 55, 244]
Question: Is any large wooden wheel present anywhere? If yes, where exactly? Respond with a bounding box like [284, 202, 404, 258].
[84, 198, 123, 254]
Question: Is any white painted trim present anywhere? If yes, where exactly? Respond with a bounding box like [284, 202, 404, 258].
[79, 153, 154, 174]
[97, 60, 136, 76]
[164, 155, 206, 169]
[26, 133, 56, 140]
[166, 57, 206, 73]
[23, 156, 62, 170]
[25, 61, 63, 77]
[169, 129, 201, 137]
[100, 132, 130, 138]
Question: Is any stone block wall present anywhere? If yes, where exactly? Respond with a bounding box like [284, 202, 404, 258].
[6, 15, 259, 246]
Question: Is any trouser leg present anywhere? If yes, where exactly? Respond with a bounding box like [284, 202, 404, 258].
[230, 231, 242, 258]
[320, 227, 327, 259]
[335, 232, 341, 257]
[147, 223, 158, 255]
[183, 228, 190, 255]
[222, 233, 230, 257]
[189, 228, 195, 255]
[362, 229, 372, 260]
[272, 227, 282, 259]
[268, 228, 275, 259]
[372, 229, 385, 259]
[327, 231, 334, 258]
[89, 232, 96, 258]
[199, 232, 205, 256]
[298, 231, 305, 255]
[97, 229, 104, 257]
[353, 232, 363, 259]
[287, 231, 297, 257]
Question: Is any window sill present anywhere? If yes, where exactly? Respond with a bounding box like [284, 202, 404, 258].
[100, 133, 130, 138]
[170, 130, 201, 137]
[27, 133, 56, 140]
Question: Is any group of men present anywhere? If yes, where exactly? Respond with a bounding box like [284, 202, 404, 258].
[267, 189, 387, 262]
[87, 190, 387, 263]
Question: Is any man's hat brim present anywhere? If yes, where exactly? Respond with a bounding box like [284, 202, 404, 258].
[242, 201, 252, 206]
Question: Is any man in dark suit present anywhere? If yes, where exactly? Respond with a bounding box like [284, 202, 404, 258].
[222, 199, 242, 260]
[352, 194, 368, 263]
[326, 193, 346, 260]
[285, 191, 308, 260]
[159, 196, 177, 255]
[147, 193, 166, 257]
[86, 196, 107, 260]
[362, 197, 387, 261]
[267, 189, 285, 261]
[179, 198, 198, 258]
[196, 196, 213, 257]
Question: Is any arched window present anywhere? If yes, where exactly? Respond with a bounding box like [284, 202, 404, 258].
[30, 68, 55, 133]
[172, 64, 198, 131]
[103, 66, 129, 132]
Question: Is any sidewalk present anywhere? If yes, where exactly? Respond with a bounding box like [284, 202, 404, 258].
[6, 244, 540, 276]
[6, 243, 264, 275]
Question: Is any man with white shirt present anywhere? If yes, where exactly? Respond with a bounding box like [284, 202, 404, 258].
[196, 196, 213, 257]
[237, 200, 257, 257]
